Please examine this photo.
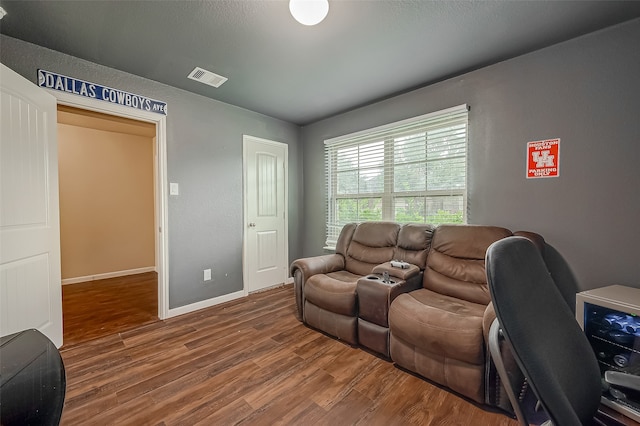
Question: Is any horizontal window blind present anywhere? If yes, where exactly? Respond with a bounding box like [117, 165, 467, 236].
[324, 105, 468, 249]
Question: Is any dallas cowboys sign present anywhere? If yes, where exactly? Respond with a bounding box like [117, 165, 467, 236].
[38, 69, 167, 115]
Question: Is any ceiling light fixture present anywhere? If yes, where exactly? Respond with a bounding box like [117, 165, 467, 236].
[289, 0, 329, 26]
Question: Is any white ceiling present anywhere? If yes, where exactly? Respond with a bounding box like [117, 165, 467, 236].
[2, 0, 640, 125]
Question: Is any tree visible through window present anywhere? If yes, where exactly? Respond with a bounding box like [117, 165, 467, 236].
[324, 105, 468, 249]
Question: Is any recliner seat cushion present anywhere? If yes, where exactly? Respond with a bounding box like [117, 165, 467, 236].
[304, 270, 361, 316]
[389, 289, 486, 365]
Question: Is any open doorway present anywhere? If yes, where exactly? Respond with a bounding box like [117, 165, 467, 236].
[57, 105, 158, 346]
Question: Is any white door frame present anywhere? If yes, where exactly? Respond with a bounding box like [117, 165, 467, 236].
[48, 90, 169, 320]
[242, 135, 288, 293]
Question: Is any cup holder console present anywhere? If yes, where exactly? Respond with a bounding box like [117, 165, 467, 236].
[365, 274, 395, 284]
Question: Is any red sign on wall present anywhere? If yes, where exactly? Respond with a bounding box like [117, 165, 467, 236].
[527, 138, 560, 179]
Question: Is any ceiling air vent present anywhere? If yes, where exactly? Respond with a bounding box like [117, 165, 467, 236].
[187, 67, 228, 88]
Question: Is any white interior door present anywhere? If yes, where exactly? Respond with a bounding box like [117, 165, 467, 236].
[0, 63, 63, 347]
[243, 136, 288, 292]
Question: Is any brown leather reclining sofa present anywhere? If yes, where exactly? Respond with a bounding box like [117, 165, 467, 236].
[290, 221, 543, 410]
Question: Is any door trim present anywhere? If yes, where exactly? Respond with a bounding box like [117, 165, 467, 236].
[47, 89, 169, 320]
[242, 135, 289, 293]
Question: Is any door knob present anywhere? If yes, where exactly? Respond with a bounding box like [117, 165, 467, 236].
[249, 223, 256, 227]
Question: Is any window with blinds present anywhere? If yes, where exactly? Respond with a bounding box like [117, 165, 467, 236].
[324, 104, 468, 249]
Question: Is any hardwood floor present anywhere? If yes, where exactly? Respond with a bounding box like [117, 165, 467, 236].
[62, 272, 158, 348]
[59, 284, 517, 425]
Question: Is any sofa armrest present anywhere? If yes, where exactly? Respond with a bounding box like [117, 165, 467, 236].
[388, 273, 424, 303]
[290, 254, 345, 321]
[482, 301, 497, 344]
[290, 254, 345, 279]
[372, 262, 420, 281]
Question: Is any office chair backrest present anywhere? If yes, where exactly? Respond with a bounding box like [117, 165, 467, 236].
[486, 237, 602, 426]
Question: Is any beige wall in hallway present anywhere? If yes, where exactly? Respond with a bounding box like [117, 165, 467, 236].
[58, 107, 156, 280]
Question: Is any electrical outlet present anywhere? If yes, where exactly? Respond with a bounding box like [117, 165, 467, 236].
[204, 269, 212, 281]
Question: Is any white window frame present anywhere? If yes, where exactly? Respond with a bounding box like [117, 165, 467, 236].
[324, 104, 469, 249]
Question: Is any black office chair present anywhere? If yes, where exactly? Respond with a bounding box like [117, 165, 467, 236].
[486, 236, 614, 426]
[0, 329, 66, 426]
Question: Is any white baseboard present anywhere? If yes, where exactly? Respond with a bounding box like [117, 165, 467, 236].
[249, 281, 291, 294]
[285, 277, 294, 285]
[62, 266, 156, 285]
[167, 289, 248, 319]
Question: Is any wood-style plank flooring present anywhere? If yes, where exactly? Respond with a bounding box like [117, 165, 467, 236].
[59, 284, 517, 425]
[62, 272, 158, 348]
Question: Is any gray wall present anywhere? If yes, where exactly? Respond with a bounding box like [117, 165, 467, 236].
[301, 18, 640, 291]
[3, 16, 639, 303]
[1, 35, 303, 309]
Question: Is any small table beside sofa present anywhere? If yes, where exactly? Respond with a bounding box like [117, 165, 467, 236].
[290, 221, 544, 412]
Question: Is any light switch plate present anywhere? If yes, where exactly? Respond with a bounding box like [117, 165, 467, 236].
[204, 269, 212, 281]
[170, 182, 179, 195]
